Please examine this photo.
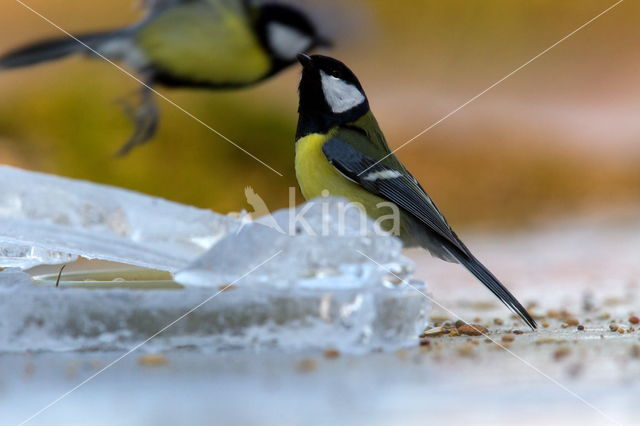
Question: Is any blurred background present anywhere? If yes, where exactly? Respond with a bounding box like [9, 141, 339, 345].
[0, 0, 638, 229]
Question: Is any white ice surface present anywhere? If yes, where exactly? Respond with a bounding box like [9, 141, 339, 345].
[0, 166, 240, 271]
[176, 197, 412, 289]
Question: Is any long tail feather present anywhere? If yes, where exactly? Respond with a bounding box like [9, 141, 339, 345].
[0, 31, 120, 69]
[454, 251, 537, 329]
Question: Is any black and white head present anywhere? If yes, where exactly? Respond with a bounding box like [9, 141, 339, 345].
[296, 54, 369, 137]
[256, 4, 330, 64]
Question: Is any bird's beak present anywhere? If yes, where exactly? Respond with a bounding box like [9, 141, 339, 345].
[316, 36, 333, 49]
[297, 53, 313, 69]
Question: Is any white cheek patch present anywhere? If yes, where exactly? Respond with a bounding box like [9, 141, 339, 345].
[363, 170, 403, 182]
[320, 70, 366, 114]
[267, 22, 312, 61]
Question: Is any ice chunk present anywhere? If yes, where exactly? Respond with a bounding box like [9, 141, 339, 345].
[175, 197, 411, 289]
[2, 271, 429, 353]
[0, 166, 240, 270]
[165, 197, 430, 352]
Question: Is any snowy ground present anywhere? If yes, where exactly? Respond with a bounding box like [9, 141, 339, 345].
[2, 209, 640, 426]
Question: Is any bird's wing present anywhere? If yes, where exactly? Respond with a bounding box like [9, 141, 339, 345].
[321, 136, 467, 254]
[322, 135, 537, 329]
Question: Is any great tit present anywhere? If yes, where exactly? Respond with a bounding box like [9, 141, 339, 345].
[294, 54, 536, 329]
[0, 0, 330, 155]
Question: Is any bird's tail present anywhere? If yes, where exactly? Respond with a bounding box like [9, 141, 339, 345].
[0, 30, 123, 70]
[453, 251, 537, 329]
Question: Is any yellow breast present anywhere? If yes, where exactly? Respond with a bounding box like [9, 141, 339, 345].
[137, 3, 271, 85]
[295, 133, 387, 213]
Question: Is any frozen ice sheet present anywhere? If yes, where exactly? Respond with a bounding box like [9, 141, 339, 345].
[0, 172, 429, 353]
[0, 166, 240, 270]
[176, 197, 412, 289]
[0, 272, 428, 353]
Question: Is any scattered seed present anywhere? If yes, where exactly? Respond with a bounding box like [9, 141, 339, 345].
[218, 284, 236, 292]
[541, 319, 550, 328]
[577, 325, 585, 331]
[629, 316, 639, 325]
[493, 318, 504, 326]
[617, 328, 625, 334]
[502, 335, 515, 343]
[419, 339, 431, 347]
[323, 349, 340, 359]
[454, 320, 466, 328]
[553, 347, 571, 361]
[566, 318, 579, 326]
[458, 324, 488, 336]
[609, 324, 619, 332]
[421, 326, 447, 337]
[513, 330, 524, 335]
[138, 354, 167, 367]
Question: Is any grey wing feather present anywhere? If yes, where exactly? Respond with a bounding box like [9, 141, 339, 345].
[322, 137, 467, 254]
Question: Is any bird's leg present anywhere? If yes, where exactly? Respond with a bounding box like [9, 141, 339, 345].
[115, 77, 159, 156]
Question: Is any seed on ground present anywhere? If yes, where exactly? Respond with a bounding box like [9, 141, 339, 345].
[458, 324, 488, 336]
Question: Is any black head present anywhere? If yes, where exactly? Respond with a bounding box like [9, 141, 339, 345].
[296, 54, 369, 138]
[255, 4, 331, 65]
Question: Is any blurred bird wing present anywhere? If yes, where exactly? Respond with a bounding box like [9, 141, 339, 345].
[321, 135, 468, 254]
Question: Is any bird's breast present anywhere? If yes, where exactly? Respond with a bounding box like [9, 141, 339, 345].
[295, 133, 387, 209]
[137, 4, 272, 85]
